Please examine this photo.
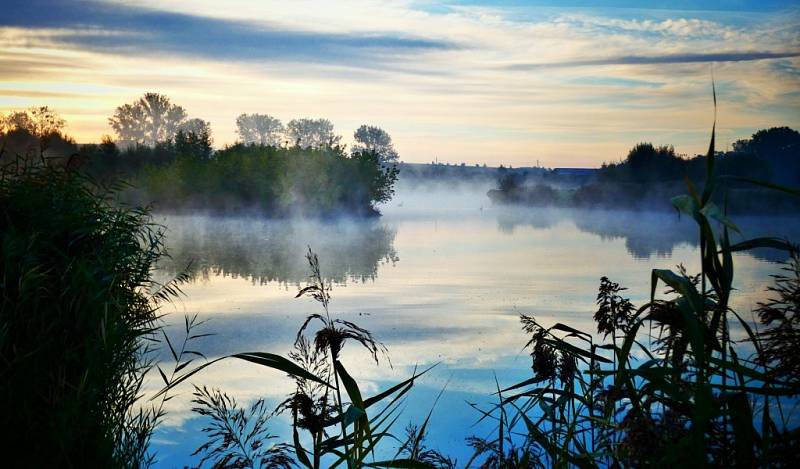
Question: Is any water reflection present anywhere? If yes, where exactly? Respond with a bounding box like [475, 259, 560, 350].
[495, 207, 799, 262]
[150, 203, 793, 466]
[156, 215, 398, 285]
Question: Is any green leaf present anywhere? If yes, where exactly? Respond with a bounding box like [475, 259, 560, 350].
[671, 194, 697, 217]
[651, 269, 703, 314]
[343, 404, 366, 428]
[334, 360, 365, 411]
[699, 202, 740, 234]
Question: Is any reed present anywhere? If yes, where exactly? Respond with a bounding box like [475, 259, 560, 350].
[0, 158, 187, 467]
[467, 86, 800, 468]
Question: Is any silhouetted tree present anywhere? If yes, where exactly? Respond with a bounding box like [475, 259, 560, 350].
[353, 124, 399, 164]
[3, 106, 64, 137]
[4, 110, 34, 134]
[236, 113, 284, 146]
[180, 118, 212, 138]
[175, 129, 213, 160]
[109, 93, 188, 146]
[286, 118, 340, 149]
[1, 106, 71, 156]
[175, 118, 213, 159]
[733, 127, 800, 184]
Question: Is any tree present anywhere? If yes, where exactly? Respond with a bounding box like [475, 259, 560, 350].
[733, 127, 800, 156]
[236, 113, 284, 146]
[2, 106, 65, 138]
[28, 106, 66, 138]
[352, 125, 398, 164]
[2, 107, 68, 155]
[180, 118, 212, 139]
[175, 119, 213, 160]
[4, 111, 34, 134]
[109, 93, 188, 146]
[286, 118, 340, 149]
[732, 127, 800, 184]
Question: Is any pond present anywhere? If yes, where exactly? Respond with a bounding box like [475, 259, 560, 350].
[149, 183, 798, 467]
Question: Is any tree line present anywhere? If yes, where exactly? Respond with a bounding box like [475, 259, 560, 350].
[104, 93, 398, 164]
[0, 94, 401, 216]
[488, 127, 800, 213]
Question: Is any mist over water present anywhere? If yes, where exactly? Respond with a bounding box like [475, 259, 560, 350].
[150, 178, 798, 466]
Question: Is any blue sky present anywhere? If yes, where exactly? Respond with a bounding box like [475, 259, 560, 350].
[1, 0, 798, 166]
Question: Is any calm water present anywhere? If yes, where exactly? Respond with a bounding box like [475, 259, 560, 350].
[149, 184, 798, 467]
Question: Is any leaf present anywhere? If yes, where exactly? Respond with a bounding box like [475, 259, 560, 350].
[550, 323, 592, 341]
[651, 269, 703, 314]
[295, 285, 320, 298]
[233, 352, 330, 387]
[726, 392, 756, 467]
[334, 360, 365, 411]
[700, 202, 740, 234]
[163, 330, 178, 362]
[342, 404, 366, 428]
[157, 365, 169, 386]
[671, 194, 697, 217]
[366, 460, 438, 468]
[722, 237, 795, 254]
[152, 351, 329, 400]
[363, 364, 436, 409]
[718, 175, 800, 197]
[293, 423, 313, 469]
[174, 359, 193, 373]
[542, 338, 612, 364]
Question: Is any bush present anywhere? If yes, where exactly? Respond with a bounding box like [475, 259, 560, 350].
[133, 145, 398, 216]
[0, 162, 170, 467]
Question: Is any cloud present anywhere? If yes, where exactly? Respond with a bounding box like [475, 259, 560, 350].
[506, 50, 800, 70]
[1, 0, 799, 166]
[2, 0, 457, 67]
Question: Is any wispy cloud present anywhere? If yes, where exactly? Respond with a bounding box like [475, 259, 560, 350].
[1, 0, 799, 166]
[2, 0, 457, 67]
[507, 50, 800, 69]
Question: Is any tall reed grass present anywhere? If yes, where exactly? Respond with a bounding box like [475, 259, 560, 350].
[0, 157, 187, 467]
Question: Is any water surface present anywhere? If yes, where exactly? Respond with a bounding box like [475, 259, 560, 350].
[150, 185, 797, 467]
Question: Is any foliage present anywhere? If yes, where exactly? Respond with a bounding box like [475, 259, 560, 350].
[396, 425, 456, 469]
[0, 107, 74, 159]
[471, 104, 800, 468]
[489, 126, 799, 213]
[237, 113, 285, 146]
[158, 248, 438, 469]
[286, 118, 341, 149]
[353, 125, 399, 164]
[109, 92, 205, 147]
[175, 128, 213, 160]
[0, 160, 182, 467]
[733, 127, 800, 185]
[132, 144, 398, 216]
[191, 386, 294, 468]
[756, 251, 800, 389]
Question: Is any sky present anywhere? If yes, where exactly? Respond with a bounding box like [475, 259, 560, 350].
[1, 0, 799, 167]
